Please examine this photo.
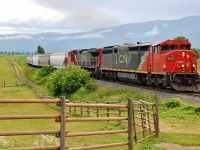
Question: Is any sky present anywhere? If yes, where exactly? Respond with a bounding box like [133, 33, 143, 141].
[0, 0, 200, 35]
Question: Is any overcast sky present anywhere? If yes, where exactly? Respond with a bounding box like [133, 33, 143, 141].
[0, 0, 199, 34]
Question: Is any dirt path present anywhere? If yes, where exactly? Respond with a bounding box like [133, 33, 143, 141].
[156, 142, 200, 150]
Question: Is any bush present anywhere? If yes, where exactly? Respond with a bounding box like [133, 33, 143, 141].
[85, 79, 99, 92]
[194, 106, 200, 115]
[34, 65, 54, 79]
[47, 66, 91, 96]
[162, 98, 183, 109]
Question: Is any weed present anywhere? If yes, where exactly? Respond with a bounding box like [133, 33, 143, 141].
[34, 135, 59, 147]
[194, 106, 200, 115]
[161, 98, 183, 109]
[0, 136, 14, 149]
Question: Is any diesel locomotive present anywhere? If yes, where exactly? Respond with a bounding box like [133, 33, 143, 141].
[27, 39, 200, 91]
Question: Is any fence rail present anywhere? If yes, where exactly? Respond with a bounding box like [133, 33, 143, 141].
[2, 97, 160, 150]
[2, 81, 24, 87]
[68, 100, 124, 119]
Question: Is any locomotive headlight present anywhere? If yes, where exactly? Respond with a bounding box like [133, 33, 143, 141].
[182, 51, 185, 57]
[181, 64, 184, 68]
[192, 64, 196, 68]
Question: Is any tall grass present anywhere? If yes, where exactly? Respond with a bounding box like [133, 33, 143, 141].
[70, 86, 156, 103]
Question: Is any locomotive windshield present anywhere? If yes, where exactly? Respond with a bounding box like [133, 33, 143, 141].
[180, 44, 191, 50]
[162, 44, 190, 51]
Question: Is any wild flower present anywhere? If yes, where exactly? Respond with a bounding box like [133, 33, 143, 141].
[0, 136, 14, 148]
[34, 135, 59, 147]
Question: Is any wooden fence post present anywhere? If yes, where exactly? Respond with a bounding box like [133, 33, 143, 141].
[60, 96, 66, 150]
[4, 81, 5, 87]
[132, 101, 137, 143]
[80, 101, 83, 115]
[87, 101, 90, 117]
[118, 100, 122, 125]
[128, 98, 133, 150]
[155, 95, 159, 137]
[96, 100, 99, 117]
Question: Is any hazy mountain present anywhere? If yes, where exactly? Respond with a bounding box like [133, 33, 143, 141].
[0, 15, 199, 52]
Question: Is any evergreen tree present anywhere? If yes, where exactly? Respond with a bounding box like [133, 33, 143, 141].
[36, 45, 45, 54]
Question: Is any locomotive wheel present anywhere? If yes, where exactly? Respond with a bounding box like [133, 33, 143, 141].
[112, 72, 118, 81]
[154, 76, 159, 87]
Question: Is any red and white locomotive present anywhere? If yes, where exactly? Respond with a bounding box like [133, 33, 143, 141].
[27, 39, 200, 91]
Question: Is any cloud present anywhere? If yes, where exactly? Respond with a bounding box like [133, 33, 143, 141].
[0, 35, 33, 40]
[126, 32, 136, 38]
[72, 33, 104, 39]
[144, 26, 159, 37]
[98, 29, 112, 34]
[31, 0, 120, 31]
[0, 0, 199, 34]
[163, 23, 168, 27]
[56, 36, 71, 40]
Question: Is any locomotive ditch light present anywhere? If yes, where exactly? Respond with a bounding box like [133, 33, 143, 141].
[192, 64, 196, 72]
[182, 51, 185, 57]
[181, 64, 185, 72]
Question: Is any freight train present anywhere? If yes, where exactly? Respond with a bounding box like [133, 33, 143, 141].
[27, 39, 200, 91]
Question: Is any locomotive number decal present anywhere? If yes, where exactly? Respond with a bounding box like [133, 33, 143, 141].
[176, 61, 190, 67]
[119, 53, 128, 64]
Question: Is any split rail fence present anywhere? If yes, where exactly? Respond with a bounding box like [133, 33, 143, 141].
[3, 81, 24, 87]
[0, 97, 159, 150]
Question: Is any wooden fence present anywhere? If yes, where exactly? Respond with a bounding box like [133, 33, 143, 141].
[3, 81, 24, 87]
[68, 97, 159, 143]
[69, 100, 122, 118]
[132, 96, 159, 143]
[0, 97, 159, 150]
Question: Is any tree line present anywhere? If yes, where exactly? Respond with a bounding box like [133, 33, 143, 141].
[0, 45, 45, 55]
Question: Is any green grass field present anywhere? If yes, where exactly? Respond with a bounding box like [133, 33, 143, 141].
[0, 55, 200, 150]
[0, 55, 128, 149]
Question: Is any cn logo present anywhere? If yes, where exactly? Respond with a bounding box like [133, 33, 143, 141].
[119, 53, 128, 64]
[176, 61, 190, 67]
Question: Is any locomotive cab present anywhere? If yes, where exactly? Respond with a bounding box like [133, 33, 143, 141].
[159, 40, 200, 91]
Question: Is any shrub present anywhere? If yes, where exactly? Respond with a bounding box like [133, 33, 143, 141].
[194, 106, 200, 115]
[162, 98, 182, 109]
[85, 79, 99, 92]
[47, 66, 91, 96]
[34, 65, 54, 79]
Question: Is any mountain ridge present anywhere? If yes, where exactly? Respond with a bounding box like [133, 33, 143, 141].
[0, 15, 199, 52]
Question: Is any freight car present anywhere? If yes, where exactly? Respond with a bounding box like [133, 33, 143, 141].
[27, 52, 69, 68]
[27, 39, 200, 91]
